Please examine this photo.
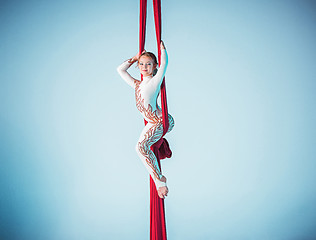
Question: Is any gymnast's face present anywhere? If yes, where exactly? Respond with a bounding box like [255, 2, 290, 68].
[138, 56, 157, 77]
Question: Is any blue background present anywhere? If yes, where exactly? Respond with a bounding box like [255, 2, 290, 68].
[1, 0, 316, 239]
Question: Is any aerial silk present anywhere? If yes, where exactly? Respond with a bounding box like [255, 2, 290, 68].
[139, 0, 170, 239]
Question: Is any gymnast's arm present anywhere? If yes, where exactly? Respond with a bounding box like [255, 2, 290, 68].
[152, 41, 168, 88]
[116, 56, 139, 88]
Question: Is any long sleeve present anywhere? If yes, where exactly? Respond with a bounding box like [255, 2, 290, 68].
[117, 60, 138, 88]
[152, 49, 168, 88]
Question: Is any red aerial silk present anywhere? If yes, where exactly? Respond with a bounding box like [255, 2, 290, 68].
[139, 0, 170, 239]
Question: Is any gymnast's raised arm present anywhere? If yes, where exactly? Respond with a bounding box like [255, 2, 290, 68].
[151, 41, 168, 89]
[116, 53, 141, 88]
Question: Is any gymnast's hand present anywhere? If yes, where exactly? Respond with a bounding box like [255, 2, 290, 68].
[157, 176, 168, 199]
[160, 41, 166, 50]
[130, 50, 146, 63]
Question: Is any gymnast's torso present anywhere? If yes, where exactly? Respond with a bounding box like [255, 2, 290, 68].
[135, 76, 163, 123]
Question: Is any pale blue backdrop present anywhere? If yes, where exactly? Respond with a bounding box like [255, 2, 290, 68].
[1, 0, 315, 239]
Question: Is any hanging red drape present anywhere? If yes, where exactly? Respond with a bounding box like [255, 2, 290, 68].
[139, 0, 170, 239]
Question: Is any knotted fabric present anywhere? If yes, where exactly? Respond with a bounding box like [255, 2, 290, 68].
[139, 0, 170, 239]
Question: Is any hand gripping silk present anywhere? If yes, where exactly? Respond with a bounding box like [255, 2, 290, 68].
[140, 1, 171, 239]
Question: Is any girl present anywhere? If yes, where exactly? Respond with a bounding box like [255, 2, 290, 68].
[117, 41, 174, 199]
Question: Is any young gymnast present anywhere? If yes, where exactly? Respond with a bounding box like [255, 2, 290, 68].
[117, 41, 174, 199]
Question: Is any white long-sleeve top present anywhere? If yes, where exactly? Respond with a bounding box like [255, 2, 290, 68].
[117, 49, 168, 122]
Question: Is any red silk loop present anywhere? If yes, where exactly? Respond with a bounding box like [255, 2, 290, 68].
[139, 0, 170, 239]
[151, 138, 172, 160]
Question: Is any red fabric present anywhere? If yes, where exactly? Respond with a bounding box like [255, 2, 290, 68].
[153, 0, 169, 135]
[157, 138, 172, 160]
[139, 0, 170, 239]
[139, 0, 147, 57]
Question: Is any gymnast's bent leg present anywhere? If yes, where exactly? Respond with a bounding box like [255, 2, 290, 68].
[136, 121, 166, 190]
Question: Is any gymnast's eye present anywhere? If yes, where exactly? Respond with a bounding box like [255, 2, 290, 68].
[139, 63, 143, 65]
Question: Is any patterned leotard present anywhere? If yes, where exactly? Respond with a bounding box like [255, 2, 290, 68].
[117, 49, 174, 189]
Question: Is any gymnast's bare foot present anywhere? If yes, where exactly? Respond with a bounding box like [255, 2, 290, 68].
[158, 176, 168, 199]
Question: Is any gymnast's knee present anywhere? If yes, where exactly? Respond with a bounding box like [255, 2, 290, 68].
[136, 142, 146, 155]
[135, 142, 140, 153]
